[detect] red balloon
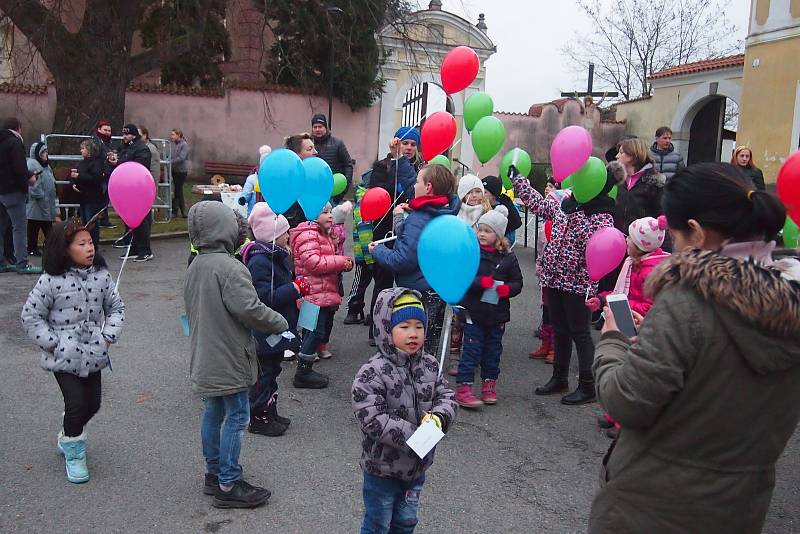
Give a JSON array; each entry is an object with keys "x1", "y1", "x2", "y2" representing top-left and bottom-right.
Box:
[
  {"x1": 440, "y1": 46, "x2": 480, "y2": 95},
  {"x1": 360, "y1": 187, "x2": 391, "y2": 222},
  {"x1": 544, "y1": 220, "x2": 553, "y2": 241},
  {"x1": 777, "y1": 151, "x2": 800, "y2": 225},
  {"x1": 421, "y1": 111, "x2": 457, "y2": 162}
]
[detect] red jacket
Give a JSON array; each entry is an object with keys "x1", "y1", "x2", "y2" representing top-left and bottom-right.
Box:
[{"x1": 290, "y1": 221, "x2": 349, "y2": 308}]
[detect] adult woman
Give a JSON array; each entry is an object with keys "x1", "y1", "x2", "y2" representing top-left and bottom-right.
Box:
[
  {"x1": 70, "y1": 140, "x2": 106, "y2": 245},
  {"x1": 613, "y1": 138, "x2": 666, "y2": 233},
  {"x1": 591, "y1": 163, "x2": 800, "y2": 533},
  {"x1": 731, "y1": 145, "x2": 766, "y2": 191},
  {"x1": 170, "y1": 129, "x2": 189, "y2": 218}
]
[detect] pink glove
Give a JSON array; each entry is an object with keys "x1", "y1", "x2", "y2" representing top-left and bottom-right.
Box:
[{"x1": 585, "y1": 297, "x2": 601, "y2": 312}]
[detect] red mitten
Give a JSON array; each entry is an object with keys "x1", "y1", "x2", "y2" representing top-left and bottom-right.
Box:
[
  {"x1": 294, "y1": 277, "x2": 310, "y2": 296},
  {"x1": 496, "y1": 284, "x2": 511, "y2": 298},
  {"x1": 585, "y1": 297, "x2": 601, "y2": 312},
  {"x1": 480, "y1": 276, "x2": 495, "y2": 289}
]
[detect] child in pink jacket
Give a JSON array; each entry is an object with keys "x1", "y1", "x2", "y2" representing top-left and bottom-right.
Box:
[{"x1": 289, "y1": 203, "x2": 353, "y2": 388}]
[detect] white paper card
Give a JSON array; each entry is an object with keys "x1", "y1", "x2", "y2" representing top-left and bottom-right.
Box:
[
  {"x1": 266, "y1": 330, "x2": 297, "y2": 347},
  {"x1": 406, "y1": 420, "x2": 445, "y2": 459}
]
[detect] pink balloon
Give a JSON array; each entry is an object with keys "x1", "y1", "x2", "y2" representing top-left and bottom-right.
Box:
[
  {"x1": 586, "y1": 227, "x2": 627, "y2": 281},
  {"x1": 108, "y1": 162, "x2": 156, "y2": 228},
  {"x1": 550, "y1": 126, "x2": 593, "y2": 182}
]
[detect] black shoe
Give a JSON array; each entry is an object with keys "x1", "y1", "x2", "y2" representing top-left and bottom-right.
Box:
[
  {"x1": 605, "y1": 427, "x2": 619, "y2": 439},
  {"x1": 133, "y1": 253, "x2": 154, "y2": 262},
  {"x1": 268, "y1": 403, "x2": 291, "y2": 427},
  {"x1": 212, "y1": 480, "x2": 271, "y2": 509},
  {"x1": 561, "y1": 380, "x2": 597, "y2": 405},
  {"x1": 248, "y1": 415, "x2": 287, "y2": 437},
  {"x1": 113, "y1": 240, "x2": 131, "y2": 249},
  {"x1": 293, "y1": 359, "x2": 329, "y2": 389},
  {"x1": 203, "y1": 473, "x2": 218, "y2": 495},
  {"x1": 534, "y1": 376, "x2": 569, "y2": 395},
  {"x1": 343, "y1": 310, "x2": 365, "y2": 325}
]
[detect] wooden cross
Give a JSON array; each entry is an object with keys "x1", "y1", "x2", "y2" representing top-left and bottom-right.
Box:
[{"x1": 561, "y1": 64, "x2": 619, "y2": 99}]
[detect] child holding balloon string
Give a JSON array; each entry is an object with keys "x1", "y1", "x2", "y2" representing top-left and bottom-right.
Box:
[{"x1": 509, "y1": 161, "x2": 620, "y2": 405}]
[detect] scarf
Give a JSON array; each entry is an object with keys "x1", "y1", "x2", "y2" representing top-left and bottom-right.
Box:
[
  {"x1": 458, "y1": 203, "x2": 485, "y2": 228},
  {"x1": 408, "y1": 194, "x2": 449, "y2": 211}
]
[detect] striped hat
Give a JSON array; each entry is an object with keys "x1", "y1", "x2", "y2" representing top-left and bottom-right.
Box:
[{"x1": 391, "y1": 292, "x2": 427, "y2": 328}]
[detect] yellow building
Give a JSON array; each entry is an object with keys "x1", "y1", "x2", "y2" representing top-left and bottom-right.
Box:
[{"x1": 737, "y1": 0, "x2": 800, "y2": 182}]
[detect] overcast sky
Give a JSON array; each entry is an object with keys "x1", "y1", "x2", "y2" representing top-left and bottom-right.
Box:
[{"x1": 427, "y1": 0, "x2": 752, "y2": 113}]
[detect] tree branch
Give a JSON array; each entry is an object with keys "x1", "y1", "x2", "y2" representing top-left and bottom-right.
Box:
[{"x1": 0, "y1": 0, "x2": 73, "y2": 64}]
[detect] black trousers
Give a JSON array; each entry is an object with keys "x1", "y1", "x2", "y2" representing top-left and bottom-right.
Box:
[
  {"x1": 172, "y1": 171, "x2": 187, "y2": 216},
  {"x1": 131, "y1": 212, "x2": 153, "y2": 256},
  {"x1": 250, "y1": 352, "x2": 282, "y2": 416},
  {"x1": 27, "y1": 220, "x2": 52, "y2": 253},
  {"x1": 546, "y1": 287, "x2": 596, "y2": 382},
  {"x1": 55, "y1": 371, "x2": 102, "y2": 437}
]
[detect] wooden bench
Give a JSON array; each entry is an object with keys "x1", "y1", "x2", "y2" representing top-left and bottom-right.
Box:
[{"x1": 204, "y1": 161, "x2": 255, "y2": 185}]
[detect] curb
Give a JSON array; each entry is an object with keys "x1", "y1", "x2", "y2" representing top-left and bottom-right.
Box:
[{"x1": 99, "y1": 231, "x2": 188, "y2": 246}]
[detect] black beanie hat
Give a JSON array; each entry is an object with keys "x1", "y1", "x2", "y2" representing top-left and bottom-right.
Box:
[
  {"x1": 311, "y1": 114, "x2": 328, "y2": 128},
  {"x1": 122, "y1": 123, "x2": 140, "y2": 138},
  {"x1": 482, "y1": 175, "x2": 503, "y2": 197}
]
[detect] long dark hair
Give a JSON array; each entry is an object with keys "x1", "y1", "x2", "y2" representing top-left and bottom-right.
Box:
[
  {"x1": 663, "y1": 163, "x2": 785, "y2": 242},
  {"x1": 42, "y1": 220, "x2": 107, "y2": 275}
]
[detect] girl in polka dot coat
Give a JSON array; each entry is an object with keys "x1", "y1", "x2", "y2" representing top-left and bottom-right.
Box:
[{"x1": 20, "y1": 219, "x2": 124, "y2": 484}]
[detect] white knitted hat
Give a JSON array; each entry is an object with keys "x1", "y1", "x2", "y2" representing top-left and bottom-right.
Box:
[
  {"x1": 458, "y1": 174, "x2": 484, "y2": 202},
  {"x1": 478, "y1": 205, "x2": 509, "y2": 238}
]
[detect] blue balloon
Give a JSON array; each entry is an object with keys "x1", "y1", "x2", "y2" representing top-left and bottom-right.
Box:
[
  {"x1": 299, "y1": 156, "x2": 334, "y2": 220},
  {"x1": 258, "y1": 149, "x2": 305, "y2": 215},
  {"x1": 418, "y1": 215, "x2": 480, "y2": 305}
]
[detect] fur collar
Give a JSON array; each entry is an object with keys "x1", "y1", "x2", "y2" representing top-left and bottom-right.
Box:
[
  {"x1": 607, "y1": 161, "x2": 627, "y2": 185},
  {"x1": 647, "y1": 248, "x2": 800, "y2": 337}
]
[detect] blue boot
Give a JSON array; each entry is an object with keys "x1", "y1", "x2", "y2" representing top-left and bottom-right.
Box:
[{"x1": 58, "y1": 432, "x2": 90, "y2": 484}]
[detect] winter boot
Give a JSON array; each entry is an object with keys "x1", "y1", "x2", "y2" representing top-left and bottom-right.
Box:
[
  {"x1": 534, "y1": 369, "x2": 569, "y2": 396},
  {"x1": 248, "y1": 413, "x2": 287, "y2": 437},
  {"x1": 529, "y1": 325, "x2": 553, "y2": 359},
  {"x1": 455, "y1": 383, "x2": 483, "y2": 408},
  {"x1": 293, "y1": 357, "x2": 329, "y2": 389},
  {"x1": 481, "y1": 379, "x2": 498, "y2": 405},
  {"x1": 561, "y1": 378, "x2": 597, "y2": 405},
  {"x1": 58, "y1": 432, "x2": 90, "y2": 484},
  {"x1": 268, "y1": 401, "x2": 291, "y2": 427},
  {"x1": 343, "y1": 310, "x2": 365, "y2": 325}
]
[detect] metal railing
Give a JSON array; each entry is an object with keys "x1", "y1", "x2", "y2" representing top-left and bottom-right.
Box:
[{"x1": 42, "y1": 133, "x2": 174, "y2": 223}]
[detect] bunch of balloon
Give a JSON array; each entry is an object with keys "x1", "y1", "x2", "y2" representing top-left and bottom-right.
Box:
[
  {"x1": 258, "y1": 149, "x2": 306, "y2": 215},
  {"x1": 298, "y1": 157, "x2": 333, "y2": 220}
]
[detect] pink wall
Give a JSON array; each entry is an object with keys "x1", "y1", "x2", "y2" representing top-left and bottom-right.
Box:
[{"x1": 0, "y1": 86, "x2": 380, "y2": 181}]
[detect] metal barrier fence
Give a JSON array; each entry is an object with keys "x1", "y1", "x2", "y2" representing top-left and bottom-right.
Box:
[{"x1": 42, "y1": 133, "x2": 174, "y2": 223}]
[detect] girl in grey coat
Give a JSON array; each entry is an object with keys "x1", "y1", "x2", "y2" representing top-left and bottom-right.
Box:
[
  {"x1": 26, "y1": 142, "x2": 58, "y2": 255},
  {"x1": 21, "y1": 220, "x2": 125, "y2": 484}
]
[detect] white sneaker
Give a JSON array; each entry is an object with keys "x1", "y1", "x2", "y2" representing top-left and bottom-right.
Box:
[{"x1": 283, "y1": 350, "x2": 296, "y2": 361}]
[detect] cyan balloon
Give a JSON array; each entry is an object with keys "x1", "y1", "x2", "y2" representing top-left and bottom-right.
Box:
[
  {"x1": 299, "y1": 157, "x2": 334, "y2": 220},
  {"x1": 258, "y1": 149, "x2": 305, "y2": 215},
  {"x1": 418, "y1": 215, "x2": 480, "y2": 304}
]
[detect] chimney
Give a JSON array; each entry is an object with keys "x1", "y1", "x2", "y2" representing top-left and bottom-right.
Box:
[
  {"x1": 429, "y1": 0, "x2": 442, "y2": 10},
  {"x1": 477, "y1": 13, "x2": 487, "y2": 31}
]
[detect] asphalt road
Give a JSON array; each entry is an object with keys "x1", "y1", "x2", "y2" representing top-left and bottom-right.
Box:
[{"x1": 1, "y1": 236, "x2": 798, "y2": 533}]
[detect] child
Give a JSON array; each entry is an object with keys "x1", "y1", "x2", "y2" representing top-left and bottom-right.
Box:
[
  {"x1": 21, "y1": 219, "x2": 125, "y2": 484},
  {"x1": 586, "y1": 215, "x2": 669, "y2": 438},
  {"x1": 184, "y1": 201, "x2": 288, "y2": 508},
  {"x1": 290, "y1": 202, "x2": 354, "y2": 387},
  {"x1": 243, "y1": 202, "x2": 308, "y2": 437},
  {"x1": 481, "y1": 175, "x2": 522, "y2": 243},
  {"x1": 344, "y1": 183, "x2": 375, "y2": 325},
  {"x1": 352, "y1": 288, "x2": 457, "y2": 533},
  {"x1": 454, "y1": 206, "x2": 523, "y2": 407},
  {"x1": 369, "y1": 164, "x2": 460, "y2": 355},
  {"x1": 26, "y1": 143, "x2": 58, "y2": 256},
  {"x1": 510, "y1": 162, "x2": 620, "y2": 405}
]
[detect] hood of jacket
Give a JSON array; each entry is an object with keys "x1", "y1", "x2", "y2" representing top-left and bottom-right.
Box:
[
  {"x1": 647, "y1": 248, "x2": 800, "y2": 374},
  {"x1": 373, "y1": 287, "x2": 427, "y2": 365},
  {"x1": 651, "y1": 142, "x2": 676, "y2": 155},
  {"x1": 188, "y1": 201, "x2": 239, "y2": 254},
  {"x1": 26, "y1": 158, "x2": 43, "y2": 176}
]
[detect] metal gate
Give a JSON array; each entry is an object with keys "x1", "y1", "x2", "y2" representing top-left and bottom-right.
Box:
[{"x1": 42, "y1": 133, "x2": 174, "y2": 223}]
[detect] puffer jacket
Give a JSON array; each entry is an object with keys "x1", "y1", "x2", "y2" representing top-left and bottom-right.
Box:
[
  {"x1": 512, "y1": 175, "x2": 613, "y2": 296},
  {"x1": 371, "y1": 195, "x2": 462, "y2": 292},
  {"x1": 352, "y1": 287, "x2": 457, "y2": 481},
  {"x1": 119, "y1": 137, "x2": 151, "y2": 169},
  {"x1": 184, "y1": 201, "x2": 288, "y2": 397},
  {"x1": 649, "y1": 142, "x2": 685, "y2": 178},
  {"x1": 314, "y1": 133, "x2": 353, "y2": 196},
  {"x1": 461, "y1": 247, "x2": 523, "y2": 325},
  {"x1": 21, "y1": 261, "x2": 125, "y2": 377},
  {"x1": 289, "y1": 221, "x2": 350, "y2": 307},
  {"x1": 625, "y1": 249, "x2": 669, "y2": 316},
  {"x1": 591, "y1": 245, "x2": 800, "y2": 534},
  {"x1": 26, "y1": 159, "x2": 57, "y2": 221},
  {"x1": 613, "y1": 164, "x2": 666, "y2": 235}
]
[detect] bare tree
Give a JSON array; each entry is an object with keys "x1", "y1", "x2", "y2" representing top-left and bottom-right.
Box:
[{"x1": 562, "y1": 0, "x2": 741, "y2": 100}]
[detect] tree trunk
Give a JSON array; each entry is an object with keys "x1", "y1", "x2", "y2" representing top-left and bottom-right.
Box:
[{"x1": 52, "y1": 72, "x2": 128, "y2": 135}]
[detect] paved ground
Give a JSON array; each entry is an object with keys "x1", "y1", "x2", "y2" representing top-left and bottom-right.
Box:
[{"x1": 1, "y1": 236, "x2": 798, "y2": 533}]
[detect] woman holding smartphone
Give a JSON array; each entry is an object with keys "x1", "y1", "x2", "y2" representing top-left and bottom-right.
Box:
[{"x1": 591, "y1": 163, "x2": 800, "y2": 533}]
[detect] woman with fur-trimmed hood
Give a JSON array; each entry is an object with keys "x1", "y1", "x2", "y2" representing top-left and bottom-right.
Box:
[{"x1": 590, "y1": 163, "x2": 800, "y2": 534}]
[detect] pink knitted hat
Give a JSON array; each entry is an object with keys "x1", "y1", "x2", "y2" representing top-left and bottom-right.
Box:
[
  {"x1": 248, "y1": 202, "x2": 290, "y2": 243},
  {"x1": 628, "y1": 215, "x2": 667, "y2": 253}
]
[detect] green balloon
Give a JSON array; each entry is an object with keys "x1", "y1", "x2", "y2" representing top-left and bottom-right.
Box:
[
  {"x1": 561, "y1": 176, "x2": 574, "y2": 189},
  {"x1": 499, "y1": 148, "x2": 532, "y2": 189},
  {"x1": 464, "y1": 92, "x2": 494, "y2": 132},
  {"x1": 571, "y1": 157, "x2": 607, "y2": 203},
  {"x1": 609, "y1": 184, "x2": 618, "y2": 200},
  {"x1": 783, "y1": 217, "x2": 799, "y2": 248},
  {"x1": 472, "y1": 116, "x2": 506, "y2": 165},
  {"x1": 429, "y1": 155, "x2": 451, "y2": 168},
  {"x1": 332, "y1": 173, "x2": 347, "y2": 196}
]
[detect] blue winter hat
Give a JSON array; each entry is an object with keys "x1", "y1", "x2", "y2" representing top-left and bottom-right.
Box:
[
  {"x1": 394, "y1": 126, "x2": 420, "y2": 146},
  {"x1": 391, "y1": 292, "x2": 427, "y2": 328}
]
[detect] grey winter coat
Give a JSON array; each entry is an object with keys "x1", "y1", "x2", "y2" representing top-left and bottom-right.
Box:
[
  {"x1": 26, "y1": 159, "x2": 57, "y2": 221},
  {"x1": 184, "y1": 201, "x2": 288, "y2": 397},
  {"x1": 649, "y1": 142, "x2": 685, "y2": 178},
  {"x1": 352, "y1": 287, "x2": 457, "y2": 481},
  {"x1": 21, "y1": 263, "x2": 125, "y2": 377},
  {"x1": 590, "y1": 247, "x2": 800, "y2": 534}
]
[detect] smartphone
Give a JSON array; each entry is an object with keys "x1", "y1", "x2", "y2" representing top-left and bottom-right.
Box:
[{"x1": 605, "y1": 294, "x2": 637, "y2": 338}]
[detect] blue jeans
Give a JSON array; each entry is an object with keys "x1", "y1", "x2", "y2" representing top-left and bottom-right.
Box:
[
  {"x1": 0, "y1": 192, "x2": 29, "y2": 267},
  {"x1": 201, "y1": 391, "x2": 249, "y2": 486},
  {"x1": 456, "y1": 322, "x2": 504, "y2": 384},
  {"x1": 299, "y1": 306, "x2": 334, "y2": 357},
  {"x1": 361, "y1": 472, "x2": 425, "y2": 534}
]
